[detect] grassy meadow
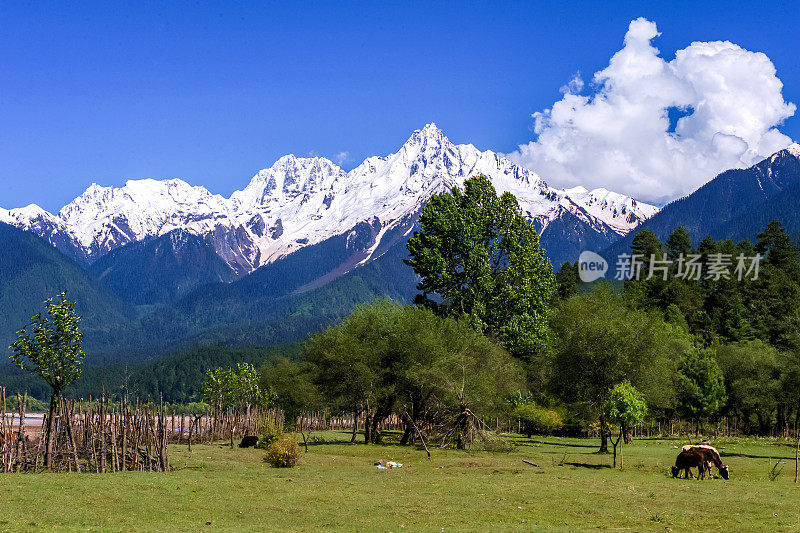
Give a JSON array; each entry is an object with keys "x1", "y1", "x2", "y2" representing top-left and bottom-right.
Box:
[{"x1": 1, "y1": 432, "x2": 800, "y2": 532}]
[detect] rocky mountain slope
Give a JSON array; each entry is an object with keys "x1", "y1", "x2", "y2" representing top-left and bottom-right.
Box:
[
  {"x1": 602, "y1": 143, "x2": 800, "y2": 261},
  {"x1": 1, "y1": 124, "x2": 657, "y2": 283}
]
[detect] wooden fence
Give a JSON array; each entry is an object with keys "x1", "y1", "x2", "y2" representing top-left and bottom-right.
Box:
[
  {"x1": 6, "y1": 383, "x2": 790, "y2": 475},
  {"x1": 0, "y1": 388, "x2": 171, "y2": 473},
  {"x1": 0, "y1": 386, "x2": 293, "y2": 473}
]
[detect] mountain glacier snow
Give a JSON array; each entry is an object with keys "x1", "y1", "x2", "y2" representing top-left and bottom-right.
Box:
[{"x1": 0, "y1": 124, "x2": 658, "y2": 274}]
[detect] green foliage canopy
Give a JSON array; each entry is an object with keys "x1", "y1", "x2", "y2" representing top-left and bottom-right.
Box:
[
  {"x1": 717, "y1": 340, "x2": 781, "y2": 433},
  {"x1": 675, "y1": 348, "x2": 727, "y2": 422},
  {"x1": 260, "y1": 357, "x2": 322, "y2": 427},
  {"x1": 405, "y1": 175, "x2": 555, "y2": 360},
  {"x1": 604, "y1": 380, "x2": 648, "y2": 428},
  {"x1": 304, "y1": 300, "x2": 523, "y2": 443},
  {"x1": 9, "y1": 292, "x2": 85, "y2": 395},
  {"x1": 203, "y1": 362, "x2": 272, "y2": 411},
  {"x1": 510, "y1": 393, "x2": 564, "y2": 437},
  {"x1": 550, "y1": 283, "x2": 686, "y2": 415}
]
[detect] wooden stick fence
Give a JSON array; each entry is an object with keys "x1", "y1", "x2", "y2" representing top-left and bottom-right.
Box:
[
  {"x1": 0, "y1": 388, "x2": 173, "y2": 472},
  {"x1": 8, "y1": 382, "x2": 782, "y2": 473},
  {"x1": 0, "y1": 386, "x2": 297, "y2": 472}
]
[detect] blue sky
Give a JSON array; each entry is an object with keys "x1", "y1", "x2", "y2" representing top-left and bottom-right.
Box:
[{"x1": 1, "y1": 1, "x2": 798, "y2": 211}]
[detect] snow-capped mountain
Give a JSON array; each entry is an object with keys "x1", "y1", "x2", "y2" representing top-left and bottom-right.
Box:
[
  {"x1": 1, "y1": 124, "x2": 658, "y2": 276},
  {"x1": 56, "y1": 179, "x2": 258, "y2": 275},
  {"x1": 0, "y1": 204, "x2": 86, "y2": 264},
  {"x1": 602, "y1": 142, "x2": 800, "y2": 264}
]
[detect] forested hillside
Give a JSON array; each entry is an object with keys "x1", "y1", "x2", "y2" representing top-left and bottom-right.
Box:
[
  {"x1": 89, "y1": 230, "x2": 239, "y2": 305},
  {"x1": 603, "y1": 147, "x2": 800, "y2": 261},
  {"x1": 0, "y1": 222, "x2": 134, "y2": 362}
]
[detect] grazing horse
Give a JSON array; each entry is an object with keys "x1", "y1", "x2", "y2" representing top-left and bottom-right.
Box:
[
  {"x1": 673, "y1": 445, "x2": 729, "y2": 480},
  {"x1": 682, "y1": 444, "x2": 729, "y2": 480}
]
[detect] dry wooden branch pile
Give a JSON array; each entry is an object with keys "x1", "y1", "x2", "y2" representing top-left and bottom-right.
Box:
[{"x1": 0, "y1": 388, "x2": 171, "y2": 473}]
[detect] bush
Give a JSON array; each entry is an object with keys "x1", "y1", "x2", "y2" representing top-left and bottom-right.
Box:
[
  {"x1": 514, "y1": 404, "x2": 563, "y2": 437},
  {"x1": 264, "y1": 434, "x2": 301, "y2": 467},
  {"x1": 4, "y1": 395, "x2": 48, "y2": 412},
  {"x1": 476, "y1": 432, "x2": 516, "y2": 452},
  {"x1": 256, "y1": 420, "x2": 282, "y2": 449}
]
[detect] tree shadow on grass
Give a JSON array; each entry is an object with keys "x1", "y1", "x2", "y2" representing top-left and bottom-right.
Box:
[
  {"x1": 721, "y1": 451, "x2": 797, "y2": 461},
  {"x1": 522, "y1": 439, "x2": 598, "y2": 449},
  {"x1": 562, "y1": 462, "x2": 611, "y2": 469}
]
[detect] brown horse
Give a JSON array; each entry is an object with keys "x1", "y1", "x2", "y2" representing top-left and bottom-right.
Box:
[
  {"x1": 683, "y1": 444, "x2": 729, "y2": 479},
  {"x1": 672, "y1": 445, "x2": 729, "y2": 480},
  {"x1": 672, "y1": 449, "x2": 707, "y2": 479}
]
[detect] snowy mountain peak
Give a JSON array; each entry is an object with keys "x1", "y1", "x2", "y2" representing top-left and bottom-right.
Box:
[
  {"x1": 562, "y1": 186, "x2": 660, "y2": 233},
  {"x1": 2, "y1": 203, "x2": 50, "y2": 219},
  {"x1": 57, "y1": 177, "x2": 231, "y2": 255},
  {"x1": 787, "y1": 143, "x2": 800, "y2": 158},
  {"x1": 3, "y1": 124, "x2": 659, "y2": 273},
  {"x1": 0, "y1": 204, "x2": 64, "y2": 232},
  {"x1": 230, "y1": 155, "x2": 346, "y2": 213},
  {"x1": 406, "y1": 123, "x2": 445, "y2": 145}
]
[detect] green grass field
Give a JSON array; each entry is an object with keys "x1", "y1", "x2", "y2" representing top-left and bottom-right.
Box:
[{"x1": 1, "y1": 432, "x2": 800, "y2": 532}]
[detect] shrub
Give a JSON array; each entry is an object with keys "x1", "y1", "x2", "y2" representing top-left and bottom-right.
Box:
[
  {"x1": 476, "y1": 432, "x2": 516, "y2": 452},
  {"x1": 256, "y1": 420, "x2": 282, "y2": 449},
  {"x1": 264, "y1": 434, "x2": 301, "y2": 468},
  {"x1": 514, "y1": 404, "x2": 563, "y2": 437}
]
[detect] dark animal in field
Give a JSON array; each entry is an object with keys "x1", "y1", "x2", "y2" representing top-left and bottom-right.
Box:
[
  {"x1": 683, "y1": 444, "x2": 729, "y2": 480},
  {"x1": 239, "y1": 435, "x2": 259, "y2": 448},
  {"x1": 672, "y1": 449, "x2": 706, "y2": 479},
  {"x1": 672, "y1": 445, "x2": 729, "y2": 480}
]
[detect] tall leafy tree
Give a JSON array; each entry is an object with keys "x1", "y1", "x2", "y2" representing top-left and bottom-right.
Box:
[
  {"x1": 746, "y1": 221, "x2": 800, "y2": 346},
  {"x1": 555, "y1": 261, "x2": 579, "y2": 300},
  {"x1": 717, "y1": 340, "x2": 781, "y2": 435},
  {"x1": 604, "y1": 381, "x2": 648, "y2": 468},
  {"x1": 624, "y1": 230, "x2": 668, "y2": 310},
  {"x1": 757, "y1": 220, "x2": 800, "y2": 278},
  {"x1": 9, "y1": 292, "x2": 85, "y2": 468},
  {"x1": 260, "y1": 358, "x2": 322, "y2": 431},
  {"x1": 303, "y1": 300, "x2": 395, "y2": 444},
  {"x1": 665, "y1": 226, "x2": 693, "y2": 260},
  {"x1": 675, "y1": 348, "x2": 727, "y2": 429},
  {"x1": 304, "y1": 300, "x2": 523, "y2": 445},
  {"x1": 550, "y1": 284, "x2": 687, "y2": 452},
  {"x1": 203, "y1": 362, "x2": 271, "y2": 447},
  {"x1": 405, "y1": 175, "x2": 555, "y2": 361},
  {"x1": 631, "y1": 229, "x2": 664, "y2": 264}
]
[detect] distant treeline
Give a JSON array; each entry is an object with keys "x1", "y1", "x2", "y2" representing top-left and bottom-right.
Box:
[
  {"x1": 552, "y1": 221, "x2": 800, "y2": 436},
  {"x1": 1, "y1": 343, "x2": 301, "y2": 404}
]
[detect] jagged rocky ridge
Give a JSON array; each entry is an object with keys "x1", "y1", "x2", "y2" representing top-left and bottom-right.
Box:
[
  {"x1": 601, "y1": 142, "x2": 800, "y2": 264},
  {"x1": 1, "y1": 124, "x2": 658, "y2": 277}
]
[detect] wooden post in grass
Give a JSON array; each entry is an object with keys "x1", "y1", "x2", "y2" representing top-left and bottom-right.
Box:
[
  {"x1": 1, "y1": 387, "x2": 6, "y2": 472},
  {"x1": 65, "y1": 400, "x2": 80, "y2": 472},
  {"x1": 121, "y1": 394, "x2": 128, "y2": 471},
  {"x1": 610, "y1": 429, "x2": 622, "y2": 469},
  {"x1": 16, "y1": 393, "x2": 26, "y2": 472}
]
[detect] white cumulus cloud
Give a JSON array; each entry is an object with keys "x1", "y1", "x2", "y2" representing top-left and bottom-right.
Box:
[{"x1": 508, "y1": 18, "x2": 796, "y2": 203}]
